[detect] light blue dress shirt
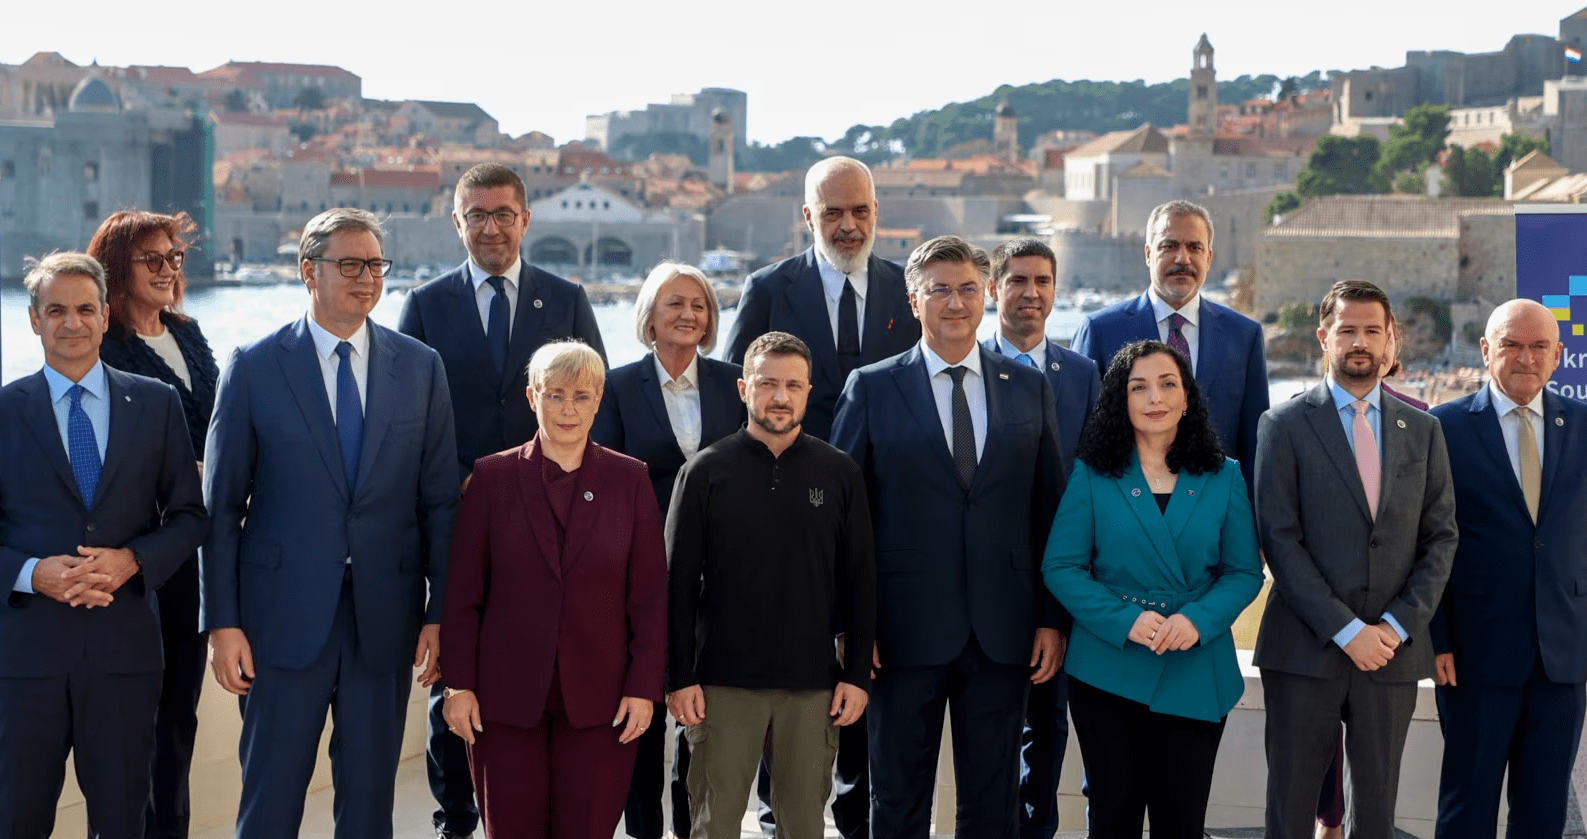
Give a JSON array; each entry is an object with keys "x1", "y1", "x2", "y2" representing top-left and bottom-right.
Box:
[
  {"x1": 1323, "y1": 376, "x2": 1407, "y2": 648},
  {"x1": 13, "y1": 362, "x2": 111, "y2": 594}
]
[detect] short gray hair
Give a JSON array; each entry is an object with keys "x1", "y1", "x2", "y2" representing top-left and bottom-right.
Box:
[
  {"x1": 633, "y1": 261, "x2": 721, "y2": 354},
  {"x1": 299, "y1": 207, "x2": 385, "y2": 267},
  {"x1": 526, "y1": 340, "x2": 605, "y2": 393},
  {"x1": 1145, "y1": 200, "x2": 1215, "y2": 249},
  {"x1": 804, "y1": 156, "x2": 875, "y2": 208},
  {"x1": 903, "y1": 235, "x2": 991, "y2": 295},
  {"x1": 23, "y1": 252, "x2": 107, "y2": 310}
]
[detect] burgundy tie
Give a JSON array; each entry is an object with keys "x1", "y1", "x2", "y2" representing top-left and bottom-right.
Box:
[{"x1": 1167, "y1": 312, "x2": 1191, "y2": 362}]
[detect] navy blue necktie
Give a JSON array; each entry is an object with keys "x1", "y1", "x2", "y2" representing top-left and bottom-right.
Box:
[
  {"x1": 335, "y1": 342, "x2": 363, "y2": 492},
  {"x1": 486, "y1": 275, "x2": 509, "y2": 378},
  {"x1": 67, "y1": 384, "x2": 102, "y2": 507}
]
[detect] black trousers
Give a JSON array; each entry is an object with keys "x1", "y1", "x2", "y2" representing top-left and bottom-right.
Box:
[
  {"x1": 1018, "y1": 672, "x2": 1070, "y2": 839},
  {"x1": 144, "y1": 558, "x2": 209, "y2": 839},
  {"x1": 1067, "y1": 676, "x2": 1225, "y2": 839},
  {"x1": 427, "y1": 681, "x2": 479, "y2": 835}
]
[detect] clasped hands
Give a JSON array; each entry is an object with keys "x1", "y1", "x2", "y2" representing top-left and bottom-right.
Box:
[
  {"x1": 31, "y1": 546, "x2": 139, "y2": 608},
  {"x1": 1342, "y1": 622, "x2": 1401, "y2": 672},
  {"x1": 1127, "y1": 610, "x2": 1201, "y2": 654}
]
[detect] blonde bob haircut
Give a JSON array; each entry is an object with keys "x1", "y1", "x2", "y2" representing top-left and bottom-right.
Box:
[
  {"x1": 526, "y1": 340, "x2": 606, "y2": 393},
  {"x1": 632, "y1": 261, "x2": 720, "y2": 354}
]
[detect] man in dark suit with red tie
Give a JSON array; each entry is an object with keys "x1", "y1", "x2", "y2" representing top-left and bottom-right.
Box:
[
  {"x1": 1431, "y1": 299, "x2": 1587, "y2": 839},
  {"x1": 399, "y1": 163, "x2": 606, "y2": 839},
  {"x1": 0, "y1": 252, "x2": 206, "y2": 839}
]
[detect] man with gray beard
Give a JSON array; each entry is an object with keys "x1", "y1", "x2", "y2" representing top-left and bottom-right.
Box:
[{"x1": 722, "y1": 156, "x2": 916, "y2": 839}]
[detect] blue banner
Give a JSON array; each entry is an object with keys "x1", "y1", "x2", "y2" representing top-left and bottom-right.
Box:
[{"x1": 1515, "y1": 206, "x2": 1587, "y2": 400}]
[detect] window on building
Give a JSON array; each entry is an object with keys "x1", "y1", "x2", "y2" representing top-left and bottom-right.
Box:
[
  {"x1": 0, "y1": 161, "x2": 12, "y2": 179},
  {"x1": 83, "y1": 161, "x2": 99, "y2": 182},
  {"x1": 1197, "y1": 85, "x2": 1208, "y2": 100},
  {"x1": 1274, "y1": 162, "x2": 1286, "y2": 179},
  {"x1": 603, "y1": 201, "x2": 610, "y2": 209},
  {"x1": 562, "y1": 200, "x2": 568, "y2": 209},
  {"x1": 1364, "y1": 90, "x2": 1373, "y2": 101},
  {"x1": 83, "y1": 201, "x2": 99, "y2": 220},
  {"x1": 576, "y1": 200, "x2": 582, "y2": 209},
  {"x1": 1245, "y1": 163, "x2": 1256, "y2": 178},
  {"x1": 403, "y1": 203, "x2": 410, "y2": 212}
]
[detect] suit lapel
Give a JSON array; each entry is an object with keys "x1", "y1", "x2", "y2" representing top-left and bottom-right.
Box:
[
  {"x1": 1193, "y1": 301, "x2": 1224, "y2": 393},
  {"x1": 505, "y1": 262, "x2": 548, "y2": 392},
  {"x1": 352, "y1": 324, "x2": 397, "y2": 497},
  {"x1": 886, "y1": 348, "x2": 954, "y2": 469},
  {"x1": 1540, "y1": 391, "x2": 1567, "y2": 520},
  {"x1": 1116, "y1": 456, "x2": 1189, "y2": 589},
  {"x1": 636, "y1": 356, "x2": 685, "y2": 461},
  {"x1": 1301, "y1": 384, "x2": 1374, "y2": 522},
  {"x1": 515, "y1": 441, "x2": 563, "y2": 580},
  {"x1": 19, "y1": 373, "x2": 84, "y2": 507},
  {"x1": 1376, "y1": 396, "x2": 1414, "y2": 522},
  {"x1": 95, "y1": 368, "x2": 139, "y2": 506},
  {"x1": 1128, "y1": 293, "x2": 1159, "y2": 342},
  {"x1": 698, "y1": 360, "x2": 742, "y2": 443},
  {"x1": 1467, "y1": 388, "x2": 1525, "y2": 502},
  {"x1": 860, "y1": 254, "x2": 898, "y2": 360},
  {"x1": 441, "y1": 265, "x2": 495, "y2": 381},
  {"x1": 559, "y1": 442, "x2": 603, "y2": 575},
  {"x1": 787, "y1": 255, "x2": 840, "y2": 392},
  {"x1": 278, "y1": 318, "x2": 350, "y2": 500}
]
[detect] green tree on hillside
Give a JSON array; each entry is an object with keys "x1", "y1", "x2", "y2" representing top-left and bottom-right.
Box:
[
  {"x1": 1376, "y1": 104, "x2": 1450, "y2": 191},
  {"x1": 1296, "y1": 135, "x2": 1387, "y2": 197},
  {"x1": 1494, "y1": 133, "x2": 1550, "y2": 171}
]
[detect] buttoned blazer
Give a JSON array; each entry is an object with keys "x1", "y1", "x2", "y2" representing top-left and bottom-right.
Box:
[
  {"x1": 590, "y1": 353, "x2": 743, "y2": 518},
  {"x1": 1043, "y1": 456, "x2": 1263, "y2": 722},
  {"x1": 202, "y1": 317, "x2": 459, "y2": 672},
  {"x1": 723, "y1": 248, "x2": 919, "y2": 441},
  {"x1": 0, "y1": 367, "x2": 206, "y2": 677},
  {"x1": 1071, "y1": 292, "x2": 1268, "y2": 484},
  {"x1": 398, "y1": 260, "x2": 606, "y2": 476},
  {"x1": 1252, "y1": 383, "x2": 1458, "y2": 682},
  {"x1": 983, "y1": 337, "x2": 1100, "y2": 469},
  {"x1": 440, "y1": 439, "x2": 668, "y2": 730},
  {"x1": 1430, "y1": 388, "x2": 1587, "y2": 686},
  {"x1": 831, "y1": 345, "x2": 1064, "y2": 669}
]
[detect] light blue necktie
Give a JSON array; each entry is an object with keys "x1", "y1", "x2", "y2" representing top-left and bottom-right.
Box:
[
  {"x1": 335, "y1": 342, "x2": 363, "y2": 492},
  {"x1": 67, "y1": 384, "x2": 102, "y2": 507},
  {"x1": 1015, "y1": 352, "x2": 1036, "y2": 369}
]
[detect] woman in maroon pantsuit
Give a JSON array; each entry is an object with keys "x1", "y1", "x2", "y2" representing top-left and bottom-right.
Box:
[{"x1": 441, "y1": 340, "x2": 668, "y2": 839}]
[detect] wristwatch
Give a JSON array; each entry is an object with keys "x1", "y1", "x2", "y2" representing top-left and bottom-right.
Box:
[{"x1": 442, "y1": 687, "x2": 472, "y2": 699}]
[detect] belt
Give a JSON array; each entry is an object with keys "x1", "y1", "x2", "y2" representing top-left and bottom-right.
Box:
[{"x1": 1105, "y1": 577, "x2": 1215, "y2": 615}]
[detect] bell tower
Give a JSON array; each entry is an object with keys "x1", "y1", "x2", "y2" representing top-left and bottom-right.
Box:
[{"x1": 1189, "y1": 34, "x2": 1217, "y2": 137}]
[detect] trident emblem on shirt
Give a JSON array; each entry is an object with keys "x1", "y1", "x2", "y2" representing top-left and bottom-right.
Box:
[{"x1": 809, "y1": 489, "x2": 824, "y2": 508}]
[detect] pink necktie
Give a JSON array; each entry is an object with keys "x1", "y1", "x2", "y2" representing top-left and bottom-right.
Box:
[{"x1": 1352, "y1": 400, "x2": 1380, "y2": 520}]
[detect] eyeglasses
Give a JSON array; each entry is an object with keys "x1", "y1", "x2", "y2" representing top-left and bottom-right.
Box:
[
  {"x1": 922, "y1": 283, "x2": 984, "y2": 302},
  {"x1": 311, "y1": 257, "x2": 393, "y2": 278},
  {"x1": 462, "y1": 210, "x2": 521, "y2": 229},
  {"x1": 537, "y1": 392, "x2": 597, "y2": 413},
  {"x1": 132, "y1": 251, "x2": 185, "y2": 272}
]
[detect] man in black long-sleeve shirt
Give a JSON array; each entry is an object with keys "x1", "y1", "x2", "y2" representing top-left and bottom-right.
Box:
[{"x1": 666, "y1": 331, "x2": 876, "y2": 839}]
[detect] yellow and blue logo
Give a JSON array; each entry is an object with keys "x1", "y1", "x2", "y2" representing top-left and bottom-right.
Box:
[{"x1": 1544, "y1": 282, "x2": 1585, "y2": 337}]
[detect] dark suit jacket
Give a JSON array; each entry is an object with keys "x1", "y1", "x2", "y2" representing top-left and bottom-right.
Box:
[
  {"x1": 590, "y1": 353, "x2": 743, "y2": 517},
  {"x1": 398, "y1": 260, "x2": 606, "y2": 476},
  {"x1": 1430, "y1": 388, "x2": 1587, "y2": 686},
  {"x1": 202, "y1": 317, "x2": 459, "y2": 672},
  {"x1": 1253, "y1": 383, "x2": 1458, "y2": 682},
  {"x1": 724, "y1": 248, "x2": 919, "y2": 441},
  {"x1": 1071, "y1": 292, "x2": 1268, "y2": 483},
  {"x1": 441, "y1": 439, "x2": 667, "y2": 731},
  {"x1": 983, "y1": 336, "x2": 1100, "y2": 469},
  {"x1": 832, "y1": 345, "x2": 1064, "y2": 668},
  {"x1": 0, "y1": 366, "x2": 206, "y2": 677}
]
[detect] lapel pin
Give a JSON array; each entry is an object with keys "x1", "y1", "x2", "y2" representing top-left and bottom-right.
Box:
[
  {"x1": 1188, "y1": 489, "x2": 1195, "y2": 496},
  {"x1": 1396, "y1": 419, "x2": 1406, "y2": 428},
  {"x1": 998, "y1": 372, "x2": 1009, "y2": 380},
  {"x1": 583, "y1": 491, "x2": 593, "y2": 501},
  {"x1": 1557, "y1": 417, "x2": 1565, "y2": 426},
  {"x1": 1050, "y1": 362, "x2": 1061, "y2": 372},
  {"x1": 1131, "y1": 488, "x2": 1141, "y2": 497},
  {"x1": 534, "y1": 299, "x2": 544, "y2": 309},
  {"x1": 887, "y1": 317, "x2": 894, "y2": 331},
  {"x1": 124, "y1": 395, "x2": 131, "y2": 402}
]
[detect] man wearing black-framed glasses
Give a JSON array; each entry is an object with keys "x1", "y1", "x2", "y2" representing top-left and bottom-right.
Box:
[{"x1": 398, "y1": 162, "x2": 606, "y2": 839}]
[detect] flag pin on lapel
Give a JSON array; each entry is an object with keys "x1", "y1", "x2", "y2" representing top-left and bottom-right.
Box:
[
  {"x1": 1396, "y1": 419, "x2": 1406, "y2": 428},
  {"x1": 534, "y1": 299, "x2": 544, "y2": 309},
  {"x1": 998, "y1": 372, "x2": 1009, "y2": 380},
  {"x1": 1051, "y1": 362, "x2": 1061, "y2": 372},
  {"x1": 1558, "y1": 417, "x2": 1565, "y2": 426}
]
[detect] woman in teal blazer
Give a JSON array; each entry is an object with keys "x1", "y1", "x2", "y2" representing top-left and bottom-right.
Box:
[{"x1": 1042, "y1": 340, "x2": 1263, "y2": 839}]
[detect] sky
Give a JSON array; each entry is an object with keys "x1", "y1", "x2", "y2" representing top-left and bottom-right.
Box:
[{"x1": 2, "y1": 0, "x2": 1577, "y2": 146}]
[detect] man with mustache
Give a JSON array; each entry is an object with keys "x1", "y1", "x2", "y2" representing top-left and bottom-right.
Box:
[
  {"x1": 1253, "y1": 279, "x2": 1457, "y2": 839},
  {"x1": 722, "y1": 155, "x2": 917, "y2": 838},
  {"x1": 1071, "y1": 200, "x2": 1268, "y2": 493},
  {"x1": 666, "y1": 331, "x2": 876, "y2": 839}
]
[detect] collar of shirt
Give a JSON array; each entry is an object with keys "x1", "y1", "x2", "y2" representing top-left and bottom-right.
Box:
[
  {"x1": 1327, "y1": 375, "x2": 1382, "y2": 415},
  {"x1": 992, "y1": 333, "x2": 1046, "y2": 368},
  {"x1": 43, "y1": 359, "x2": 108, "y2": 402},
  {"x1": 920, "y1": 340, "x2": 983, "y2": 381},
  {"x1": 1486, "y1": 380, "x2": 1543, "y2": 419},
  {"x1": 1147, "y1": 287, "x2": 1201, "y2": 327},
  {"x1": 654, "y1": 353, "x2": 700, "y2": 391},
  {"x1": 468, "y1": 257, "x2": 523, "y2": 291},
  {"x1": 816, "y1": 251, "x2": 868, "y2": 306},
  {"x1": 306, "y1": 315, "x2": 369, "y2": 362}
]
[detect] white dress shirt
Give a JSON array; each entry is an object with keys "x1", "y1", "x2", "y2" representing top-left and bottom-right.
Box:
[
  {"x1": 816, "y1": 252, "x2": 868, "y2": 349},
  {"x1": 990, "y1": 333, "x2": 1046, "y2": 369},
  {"x1": 920, "y1": 341, "x2": 987, "y2": 461},
  {"x1": 1148, "y1": 288, "x2": 1201, "y2": 373},
  {"x1": 1487, "y1": 382, "x2": 1546, "y2": 485},
  {"x1": 306, "y1": 316, "x2": 369, "y2": 423},
  {"x1": 468, "y1": 257, "x2": 522, "y2": 337},
  {"x1": 655, "y1": 353, "x2": 703, "y2": 459}
]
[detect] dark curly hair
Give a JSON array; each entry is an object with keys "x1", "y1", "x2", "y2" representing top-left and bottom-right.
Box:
[{"x1": 1075, "y1": 340, "x2": 1225, "y2": 478}]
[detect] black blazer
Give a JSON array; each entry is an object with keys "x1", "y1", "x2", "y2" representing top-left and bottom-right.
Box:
[
  {"x1": 398, "y1": 260, "x2": 607, "y2": 476},
  {"x1": 724, "y1": 248, "x2": 919, "y2": 441},
  {"x1": 592, "y1": 353, "x2": 743, "y2": 518},
  {"x1": 0, "y1": 366, "x2": 206, "y2": 677},
  {"x1": 99, "y1": 313, "x2": 218, "y2": 458}
]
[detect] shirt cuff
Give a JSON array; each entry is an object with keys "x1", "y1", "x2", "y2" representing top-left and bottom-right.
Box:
[
  {"x1": 12, "y1": 557, "x2": 41, "y2": 594},
  {"x1": 1332, "y1": 618, "x2": 1366, "y2": 650},
  {"x1": 1380, "y1": 613, "x2": 1408, "y2": 642}
]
